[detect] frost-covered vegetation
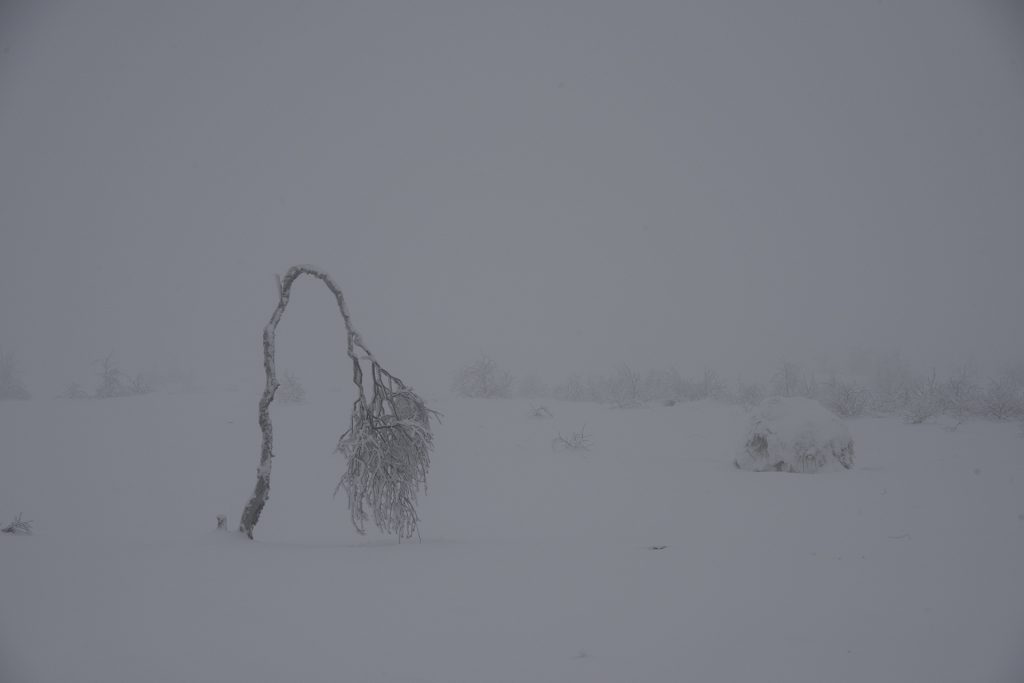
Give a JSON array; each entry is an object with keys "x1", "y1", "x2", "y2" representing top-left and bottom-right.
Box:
[
  {"x1": 736, "y1": 396, "x2": 854, "y2": 473},
  {"x1": 452, "y1": 355, "x2": 514, "y2": 398},
  {"x1": 1, "y1": 512, "x2": 33, "y2": 535},
  {"x1": 0, "y1": 348, "x2": 31, "y2": 401},
  {"x1": 62, "y1": 358, "x2": 192, "y2": 400},
  {"x1": 475, "y1": 352, "x2": 1024, "y2": 426},
  {"x1": 92, "y1": 354, "x2": 154, "y2": 399}
]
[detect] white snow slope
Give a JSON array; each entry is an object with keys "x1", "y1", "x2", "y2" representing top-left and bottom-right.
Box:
[{"x1": 2, "y1": 393, "x2": 1023, "y2": 682}]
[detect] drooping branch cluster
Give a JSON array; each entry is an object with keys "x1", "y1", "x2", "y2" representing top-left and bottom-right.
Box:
[
  {"x1": 239, "y1": 265, "x2": 435, "y2": 540},
  {"x1": 336, "y1": 364, "x2": 436, "y2": 538}
]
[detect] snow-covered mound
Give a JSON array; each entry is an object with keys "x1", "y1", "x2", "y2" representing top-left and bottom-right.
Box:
[{"x1": 736, "y1": 396, "x2": 854, "y2": 473}]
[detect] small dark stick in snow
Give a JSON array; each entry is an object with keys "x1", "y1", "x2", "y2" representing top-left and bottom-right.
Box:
[
  {"x1": 2, "y1": 513, "x2": 33, "y2": 535},
  {"x1": 552, "y1": 424, "x2": 591, "y2": 451}
]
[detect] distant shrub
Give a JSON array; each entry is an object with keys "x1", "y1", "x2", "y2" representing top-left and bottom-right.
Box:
[
  {"x1": 736, "y1": 380, "x2": 766, "y2": 410},
  {"x1": 607, "y1": 365, "x2": 645, "y2": 408},
  {"x1": 864, "y1": 353, "x2": 919, "y2": 415},
  {"x1": 0, "y1": 348, "x2": 31, "y2": 401},
  {"x1": 821, "y1": 377, "x2": 868, "y2": 418},
  {"x1": 452, "y1": 356, "x2": 513, "y2": 398},
  {"x1": 92, "y1": 355, "x2": 156, "y2": 398},
  {"x1": 535, "y1": 354, "x2": 1024, "y2": 426},
  {"x1": 902, "y1": 377, "x2": 943, "y2": 425},
  {"x1": 553, "y1": 373, "x2": 586, "y2": 402},
  {"x1": 695, "y1": 369, "x2": 728, "y2": 401},
  {"x1": 770, "y1": 362, "x2": 805, "y2": 398},
  {"x1": 127, "y1": 372, "x2": 154, "y2": 396},
  {"x1": 983, "y1": 376, "x2": 1024, "y2": 421},
  {"x1": 939, "y1": 369, "x2": 984, "y2": 421},
  {"x1": 94, "y1": 354, "x2": 130, "y2": 398}
]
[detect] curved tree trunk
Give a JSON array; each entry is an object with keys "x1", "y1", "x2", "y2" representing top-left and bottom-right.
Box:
[{"x1": 238, "y1": 266, "x2": 375, "y2": 539}]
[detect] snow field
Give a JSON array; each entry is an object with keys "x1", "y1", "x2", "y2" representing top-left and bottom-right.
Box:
[{"x1": 2, "y1": 393, "x2": 1022, "y2": 682}]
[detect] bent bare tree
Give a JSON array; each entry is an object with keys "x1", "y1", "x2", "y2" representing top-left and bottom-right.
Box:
[{"x1": 238, "y1": 265, "x2": 435, "y2": 540}]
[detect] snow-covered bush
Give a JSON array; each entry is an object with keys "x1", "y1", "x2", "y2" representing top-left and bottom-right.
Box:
[
  {"x1": 982, "y1": 376, "x2": 1024, "y2": 421},
  {"x1": 664, "y1": 368, "x2": 729, "y2": 402},
  {"x1": 736, "y1": 396, "x2": 854, "y2": 473},
  {"x1": 821, "y1": 377, "x2": 868, "y2": 418},
  {"x1": 735, "y1": 380, "x2": 766, "y2": 410},
  {"x1": 902, "y1": 373, "x2": 943, "y2": 424},
  {"x1": 664, "y1": 369, "x2": 726, "y2": 402},
  {"x1": 770, "y1": 362, "x2": 806, "y2": 398},
  {"x1": 0, "y1": 348, "x2": 31, "y2": 400},
  {"x1": 607, "y1": 365, "x2": 645, "y2": 408},
  {"x1": 92, "y1": 356, "x2": 154, "y2": 398},
  {"x1": 277, "y1": 371, "x2": 306, "y2": 404},
  {"x1": 452, "y1": 356, "x2": 513, "y2": 398},
  {"x1": 94, "y1": 355, "x2": 130, "y2": 398},
  {"x1": 939, "y1": 369, "x2": 984, "y2": 421},
  {"x1": 543, "y1": 356, "x2": 1024, "y2": 424},
  {"x1": 864, "y1": 353, "x2": 919, "y2": 415},
  {"x1": 695, "y1": 369, "x2": 728, "y2": 401},
  {"x1": 553, "y1": 373, "x2": 586, "y2": 402},
  {"x1": 127, "y1": 372, "x2": 154, "y2": 396}
]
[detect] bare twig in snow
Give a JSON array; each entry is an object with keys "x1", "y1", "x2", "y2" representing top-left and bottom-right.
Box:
[
  {"x1": 529, "y1": 404, "x2": 553, "y2": 418},
  {"x1": 552, "y1": 424, "x2": 591, "y2": 451},
  {"x1": 2, "y1": 513, "x2": 33, "y2": 535}
]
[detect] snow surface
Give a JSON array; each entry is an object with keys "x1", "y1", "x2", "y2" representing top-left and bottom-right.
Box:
[
  {"x1": 736, "y1": 396, "x2": 854, "y2": 473},
  {"x1": 2, "y1": 393, "x2": 1023, "y2": 682}
]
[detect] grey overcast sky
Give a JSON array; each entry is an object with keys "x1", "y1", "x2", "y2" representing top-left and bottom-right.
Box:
[{"x1": 1, "y1": 1, "x2": 1023, "y2": 395}]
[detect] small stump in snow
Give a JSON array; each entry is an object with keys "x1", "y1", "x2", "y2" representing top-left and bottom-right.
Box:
[{"x1": 736, "y1": 396, "x2": 854, "y2": 473}]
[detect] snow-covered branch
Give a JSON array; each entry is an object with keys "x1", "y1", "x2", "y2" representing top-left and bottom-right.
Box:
[{"x1": 239, "y1": 266, "x2": 435, "y2": 540}]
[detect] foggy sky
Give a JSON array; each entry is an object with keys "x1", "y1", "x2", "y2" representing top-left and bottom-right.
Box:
[{"x1": 2, "y1": 1, "x2": 1023, "y2": 396}]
